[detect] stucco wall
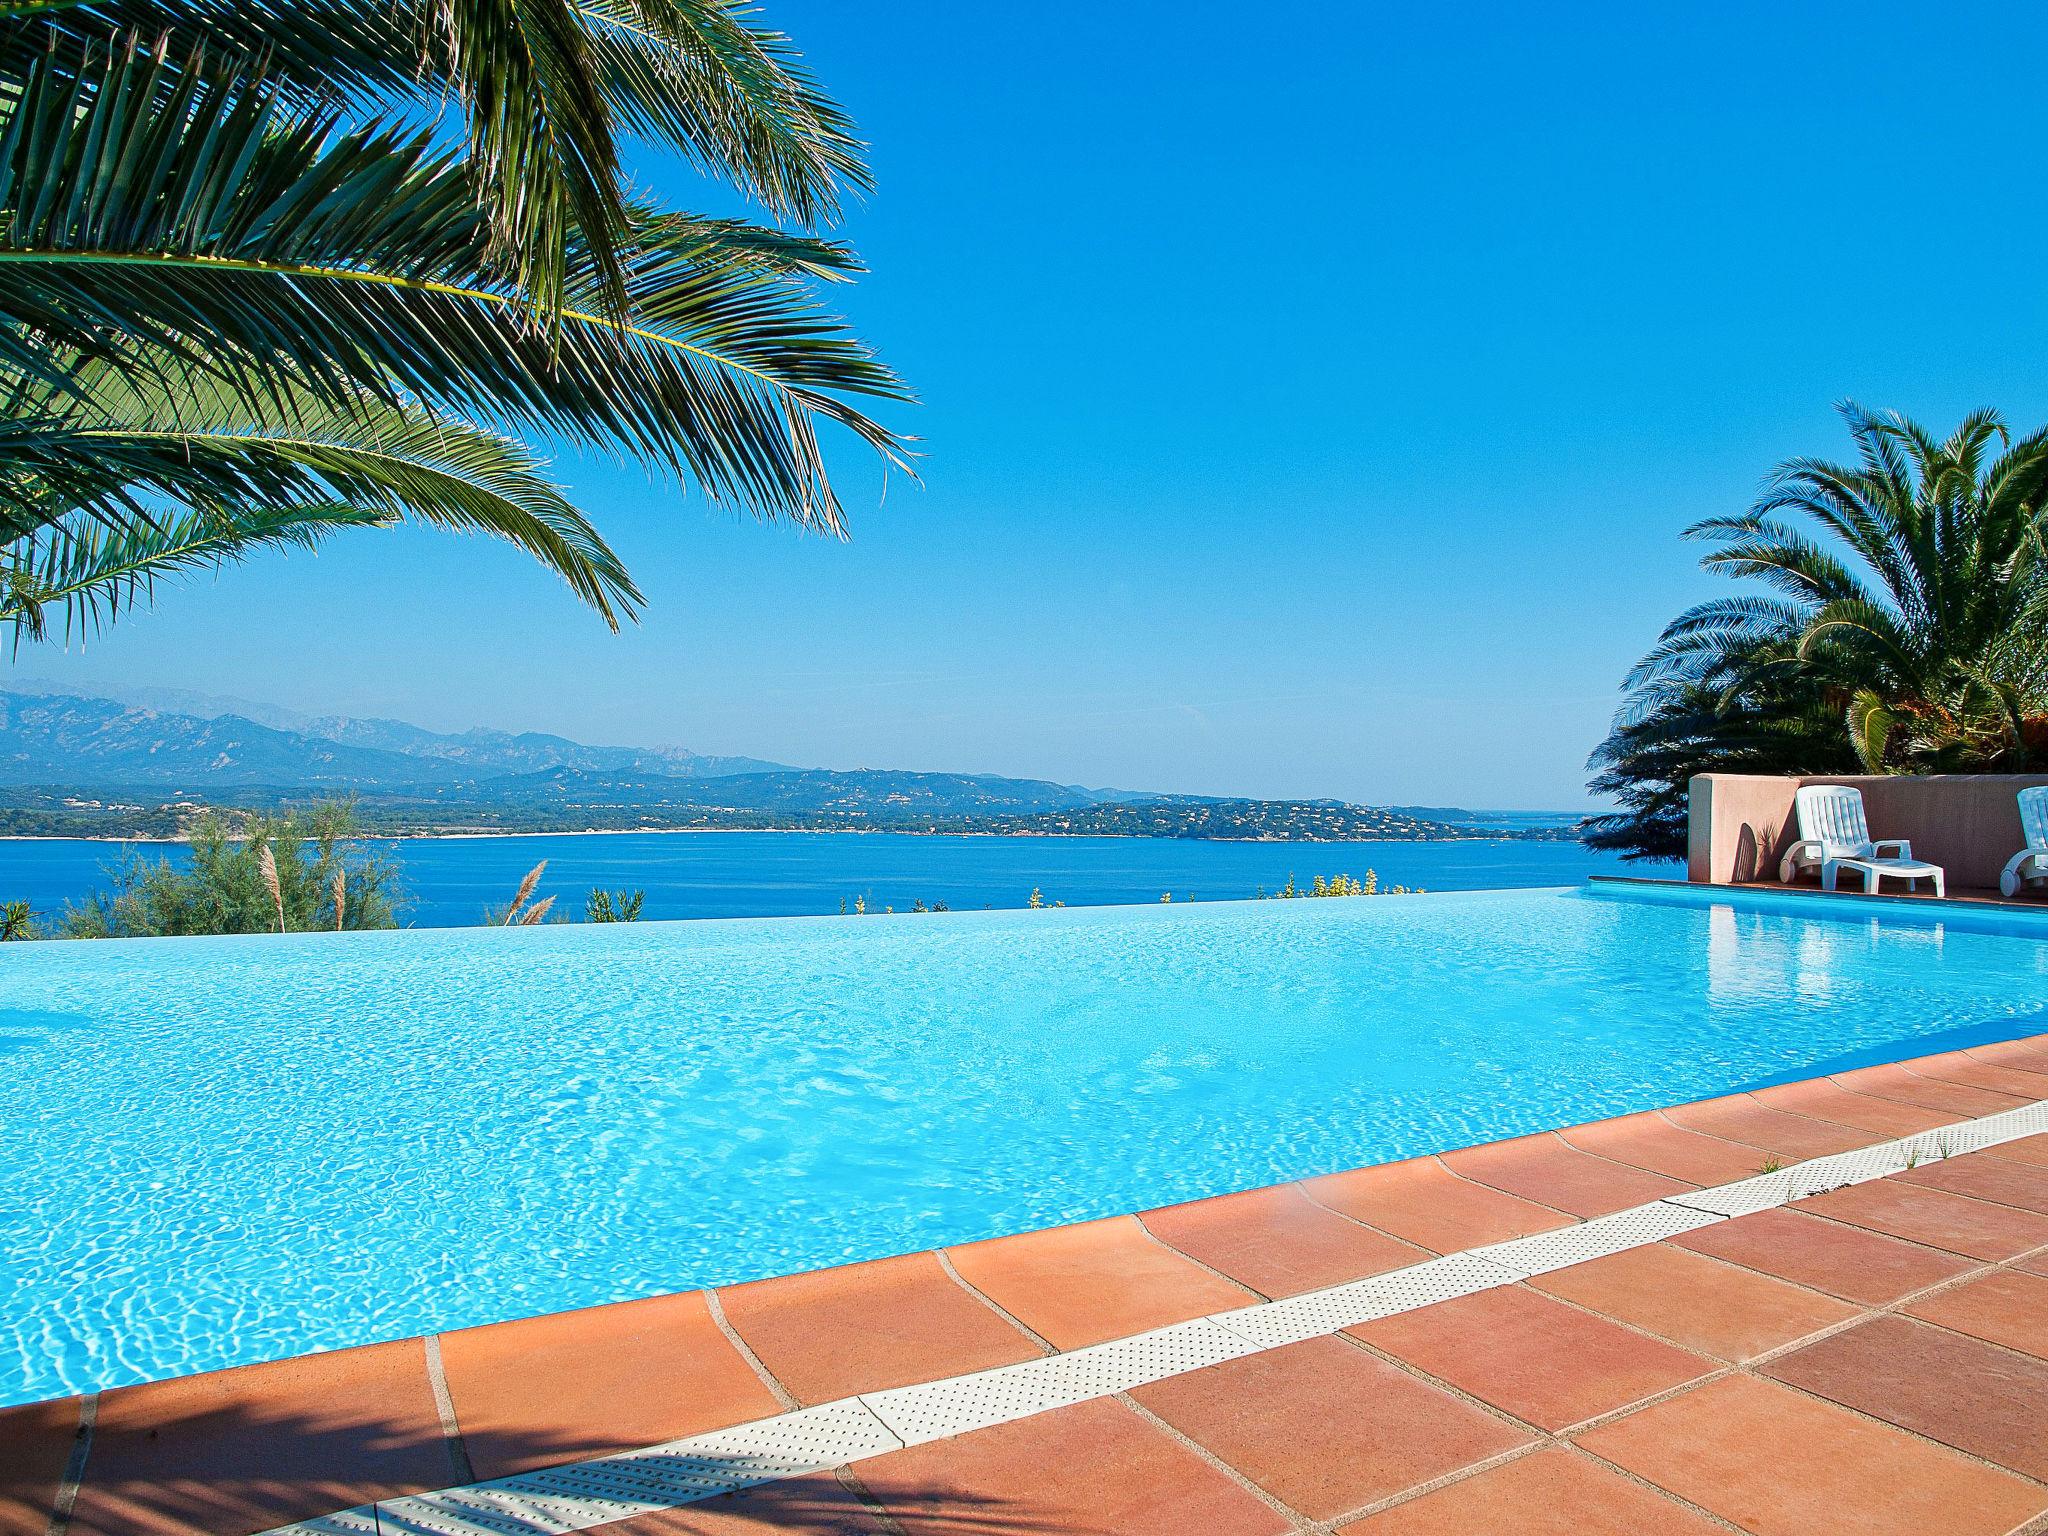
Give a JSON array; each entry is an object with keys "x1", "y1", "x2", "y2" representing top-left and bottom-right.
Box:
[{"x1": 1688, "y1": 773, "x2": 2048, "y2": 890}]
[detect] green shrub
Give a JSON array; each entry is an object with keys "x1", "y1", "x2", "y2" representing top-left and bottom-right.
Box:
[
  {"x1": 62, "y1": 801, "x2": 400, "y2": 938},
  {"x1": 586, "y1": 888, "x2": 645, "y2": 922}
]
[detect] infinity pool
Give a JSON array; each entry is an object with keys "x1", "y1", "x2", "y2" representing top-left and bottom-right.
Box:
[{"x1": 5, "y1": 882, "x2": 2046, "y2": 1404}]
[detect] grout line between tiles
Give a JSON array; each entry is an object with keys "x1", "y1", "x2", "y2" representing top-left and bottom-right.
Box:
[
  {"x1": 933, "y1": 1248, "x2": 1058, "y2": 1355},
  {"x1": 703, "y1": 1286, "x2": 800, "y2": 1412},
  {"x1": 1113, "y1": 1392, "x2": 1319, "y2": 1532},
  {"x1": 42, "y1": 1390, "x2": 93, "y2": 1536},
  {"x1": 1128, "y1": 1212, "x2": 1271, "y2": 1301},
  {"x1": 420, "y1": 1334, "x2": 474, "y2": 1488},
  {"x1": 1421, "y1": 1152, "x2": 1583, "y2": 1221}
]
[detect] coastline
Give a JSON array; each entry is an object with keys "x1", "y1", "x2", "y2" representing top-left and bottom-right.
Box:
[{"x1": 0, "y1": 826, "x2": 1572, "y2": 846}]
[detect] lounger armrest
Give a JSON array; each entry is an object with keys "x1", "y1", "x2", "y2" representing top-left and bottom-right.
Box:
[
  {"x1": 1778, "y1": 839, "x2": 1824, "y2": 883},
  {"x1": 1872, "y1": 839, "x2": 1912, "y2": 859}
]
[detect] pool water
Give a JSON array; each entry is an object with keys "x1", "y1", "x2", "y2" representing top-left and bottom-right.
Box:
[{"x1": 3, "y1": 882, "x2": 2045, "y2": 1404}]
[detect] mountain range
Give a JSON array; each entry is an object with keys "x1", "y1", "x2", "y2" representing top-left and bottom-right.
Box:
[{"x1": 0, "y1": 685, "x2": 1577, "y2": 842}]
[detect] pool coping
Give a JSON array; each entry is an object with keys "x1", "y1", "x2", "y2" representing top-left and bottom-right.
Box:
[
  {"x1": 279, "y1": 1051, "x2": 2048, "y2": 1534},
  {"x1": 15, "y1": 1030, "x2": 2048, "y2": 1536}
]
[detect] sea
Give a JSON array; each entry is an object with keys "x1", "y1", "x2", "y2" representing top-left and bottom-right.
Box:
[{"x1": 0, "y1": 829, "x2": 1674, "y2": 928}]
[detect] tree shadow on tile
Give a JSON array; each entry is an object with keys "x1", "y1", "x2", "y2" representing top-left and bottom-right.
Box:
[
  {"x1": 67, "y1": 1397, "x2": 603, "y2": 1536},
  {"x1": 64, "y1": 1395, "x2": 1054, "y2": 1536}
]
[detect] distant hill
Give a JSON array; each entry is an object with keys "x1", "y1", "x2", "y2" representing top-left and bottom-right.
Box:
[
  {"x1": 288, "y1": 717, "x2": 787, "y2": 780},
  {"x1": 0, "y1": 691, "x2": 787, "y2": 789},
  {"x1": 0, "y1": 687, "x2": 1581, "y2": 842},
  {"x1": 0, "y1": 693, "x2": 456, "y2": 788}
]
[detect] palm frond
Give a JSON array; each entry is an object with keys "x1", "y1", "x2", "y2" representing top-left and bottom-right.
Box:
[
  {"x1": 0, "y1": 0, "x2": 871, "y2": 305},
  {"x1": 0, "y1": 42, "x2": 909, "y2": 526},
  {"x1": 1, "y1": 500, "x2": 386, "y2": 641},
  {"x1": 0, "y1": 363, "x2": 643, "y2": 623}
]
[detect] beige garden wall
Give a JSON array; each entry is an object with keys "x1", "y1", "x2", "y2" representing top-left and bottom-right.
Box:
[{"x1": 1688, "y1": 772, "x2": 2048, "y2": 891}]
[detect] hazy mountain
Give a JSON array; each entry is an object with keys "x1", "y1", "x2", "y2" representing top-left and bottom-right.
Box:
[
  {"x1": 291, "y1": 716, "x2": 787, "y2": 779},
  {"x1": 0, "y1": 693, "x2": 458, "y2": 788},
  {"x1": 0, "y1": 690, "x2": 1126, "y2": 815},
  {"x1": 0, "y1": 687, "x2": 1577, "y2": 840},
  {"x1": 0, "y1": 690, "x2": 788, "y2": 788},
  {"x1": 0, "y1": 676, "x2": 313, "y2": 731}
]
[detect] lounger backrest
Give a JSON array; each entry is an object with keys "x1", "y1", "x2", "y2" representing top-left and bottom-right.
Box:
[
  {"x1": 1794, "y1": 784, "x2": 1873, "y2": 858},
  {"x1": 2022, "y1": 786, "x2": 2048, "y2": 851}
]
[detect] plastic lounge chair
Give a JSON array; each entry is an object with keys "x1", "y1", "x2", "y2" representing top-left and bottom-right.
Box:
[
  {"x1": 1999, "y1": 785, "x2": 2048, "y2": 898},
  {"x1": 1777, "y1": 784, "x2": 1945, "y2": 897}
]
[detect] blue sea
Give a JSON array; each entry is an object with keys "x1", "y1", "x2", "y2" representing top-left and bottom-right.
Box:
[{"x1": 1, "y1": 829, "x2": 1668, "y2": 927}]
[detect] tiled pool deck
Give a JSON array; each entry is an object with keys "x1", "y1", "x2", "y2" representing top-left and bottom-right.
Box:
[{"x1": 7, "y1": 1036, "x2": 2048, "y2": 1536}]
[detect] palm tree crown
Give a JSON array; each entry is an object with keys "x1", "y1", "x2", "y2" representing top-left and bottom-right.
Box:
[
  {"x1": 0, "y1": 0, "x2": 908, "y2": 641},
  {"x1": 1587, "y1": 405, "x2": 2048, "y2": 859}
]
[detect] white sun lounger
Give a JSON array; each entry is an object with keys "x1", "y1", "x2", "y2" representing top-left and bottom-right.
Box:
[
  {"x1": 1777, "y1": 784, "x2": 1945, "y2": 897},
  {"x1": 1999, "y1": 785, "x2": 2048, "y2": 898}
]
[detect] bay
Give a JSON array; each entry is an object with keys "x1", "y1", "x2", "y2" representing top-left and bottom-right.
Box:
[{"x1": 0, "y1": 831, "x2": 1674, "y2": 929}]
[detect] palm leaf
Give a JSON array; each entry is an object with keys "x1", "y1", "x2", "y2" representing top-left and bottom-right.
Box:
[
  {"x1": 1, "y1": 500, "x2": 387, "y2": 640},
  {"x1": 0, "y1": 363, "x2": 643, "y2": 623},
  {"x1": 0, "y1": 0, "x2": 870, "y2": 309},
  {"x1": 0, "y1": 42, "x2": 909, "y2": 525}
]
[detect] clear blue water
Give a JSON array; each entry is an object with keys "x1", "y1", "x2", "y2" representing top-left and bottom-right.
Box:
[
  {"x1": 4, "y1": 882, "x2": 2045, "y2": 1407},
  {"x1": 1, "y1": 830, "x2": 1659, "y2": 927}
]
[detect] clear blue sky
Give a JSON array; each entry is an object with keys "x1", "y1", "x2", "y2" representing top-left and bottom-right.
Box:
[{"x1": 10, "y1": 0, "x2": 2048, "y2": 808}]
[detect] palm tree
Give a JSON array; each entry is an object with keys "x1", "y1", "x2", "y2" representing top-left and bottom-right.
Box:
[
  {"x1": 0, "y1": 0, "x2": 907, "y2": 640},
  {"x1": 1587, "y1": 405, "x2": 2048, "y2": 860}
]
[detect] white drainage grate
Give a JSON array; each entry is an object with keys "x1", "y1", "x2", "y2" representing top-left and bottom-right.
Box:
[
  {"x1": 1914, "y1": 1098, "x2": 2048, "y2": 1152},
  {"x1": 1208, "y1": 1252, "x2": 1520, "y2": 1350},
  {"x1": 1667, "y1": 1098, "x2": 2048, "y2": 1218},
  {"x1": 267, "y1": 1511, "x2": 381, "y2": 1536},
  {"x1": 859, "y1": 1319, "x2": 1257, "y2": 1447},
  {"x1": 1473, "y1": 1202, "x2": 1725, "y2": 1277},
  {"x1": 368, "y1": 1400, "x2": 899, "y2": 1536}
]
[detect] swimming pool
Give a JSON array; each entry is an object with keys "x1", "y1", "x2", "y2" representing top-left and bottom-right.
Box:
[{"x1": 4, "y1": 881, "x2": 2045, "y2": 1405}]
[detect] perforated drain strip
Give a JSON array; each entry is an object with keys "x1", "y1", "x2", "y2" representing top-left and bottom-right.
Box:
[{"x1": 266, "y1": 1092, "x2": 2048, "y2": 1536}]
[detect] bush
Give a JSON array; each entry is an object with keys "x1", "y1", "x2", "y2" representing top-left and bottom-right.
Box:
[{"x1": 62, "y1": 801, "x2": 401, "y2": 937}]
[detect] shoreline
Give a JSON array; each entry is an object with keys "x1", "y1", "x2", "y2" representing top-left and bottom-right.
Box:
[{"x1": 0, "y1": 826, "x2": 1576, "y2": 847}]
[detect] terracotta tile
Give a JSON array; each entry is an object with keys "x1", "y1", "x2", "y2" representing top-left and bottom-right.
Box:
[
  {"x1": 1985, "y1": 1132, "x2": 2048, "y2": 1168},
  {"x1": 439, "y1": 1290, "x2": 783, "y2": 1481},
  {"x1": 1750, "y1": 1077, "x2": 1960, "y2": 1136},
  {"x1": 1763, "y1": 1315, "x2": 2048, "y2": 1481},
  {"x1": 852, "y1": 1395, "x2": 1289, "y2": 1536},
  {"x1": 69, "y1": 1340, "x2": 454, "y2": 1536},
  {"x1": 1896, "y1": 1152, "x2": 2048, "y2": 1216},
  {"x1": 1141, "y1": 1184, "x2": 1428, "y2": 1299},
  {"x1": 1830, "y1": 1063, "x2": 2030, "y2": 1117},
  {"x1": 1555, "y1": 1112, "x2": 1768, "y2": 1185},
  {"x1": 1530, "y1": 1243, "x2": 1858, "y2": 1362},
  {"x1": 1798, "y1": 1176, "x2": 2048, "y2": 1259},
  {"x1": 1669, "y1": 1208, "x2": 1974, "y2": 1305},
  {"x1": 943, "y1": 1215, "x2": 1251, "y2": 1350},
  {"x1": 586, "y1": 1472, "x2": 884, "y2": 1533},
  {"x1": 1660, "y1": 1095, "x2": 1878, "y2": 1159},
  {"x1": 2019, "y1": 1250, "x2": 2048, "y2": 1277},
  {"x1": 717, "y1": 1251, "x2": 1038, "y2": 1405},
  {"x1": 0, "y1": 1396, "x2": 80, "y2": 1536},
  {"x1": 1337, "y1": 1446, "x2": 1725, "y2": 1535},
  {"x1": 1350, "y1": 1287, "x2": 1711, "y2": 1432},
  {"x1": 1967, "y1": 1037, "x2": 2048, "y2": 1073},
  {"x1": 1437, "y1": 1132, "x2": 1695, "y2": 1217},
  {"x1": 1130, "y1": 1336, "x2": 1531, "y2": 1519},
  {"x1": 1908, "y1": 1269, "x2": 2048, "y2": 1358},
  {"x1": 1899, "y1": 1048, "x2": 2048, "y2": 1099},
  {"x1": 1302, "y1": 1156, "x2": 1573, "y2": 1254},
  {"x1": 1579, "y1": 1375, "x2": 2045, "y2": 1536}
]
